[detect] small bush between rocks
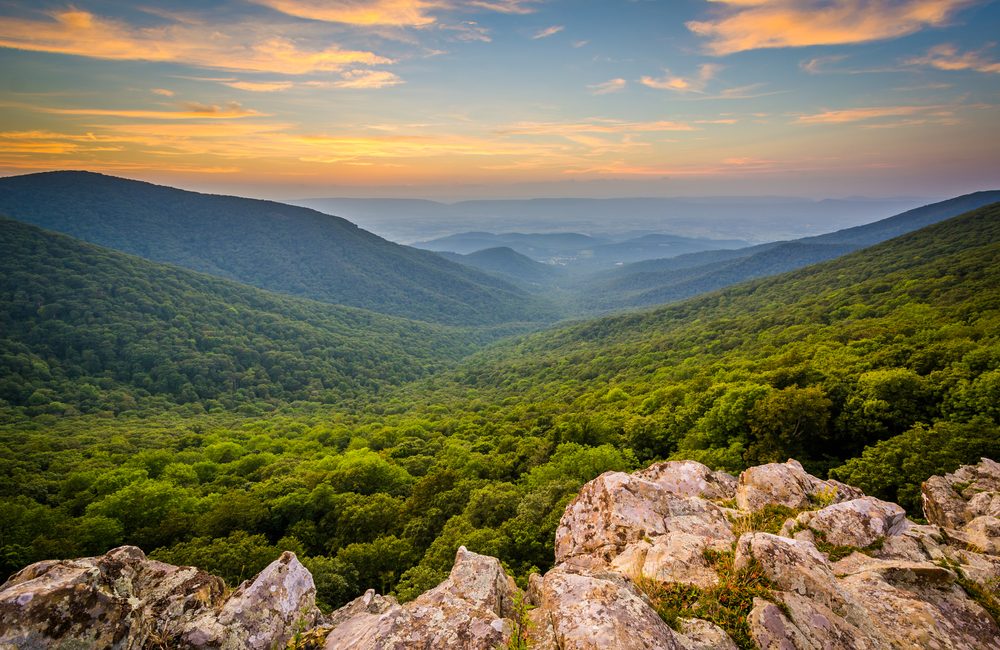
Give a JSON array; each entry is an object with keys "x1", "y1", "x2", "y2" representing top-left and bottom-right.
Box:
[{"x1": 635, "y1": 549, "x2": 777, "y2": 650}]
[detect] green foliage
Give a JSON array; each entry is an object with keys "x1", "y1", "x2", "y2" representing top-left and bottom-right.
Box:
[
  {"x1": 0, "y1": 216, "x2": 508, "y2": 413},
  {"x1": 0, "y1": 171, "x2": 556, "y2": 326},
  {"x1": 636, "y1": 550, "x2": 777, "y2": 650},
  {"x1": 830, "y1": 419, "x2": 1000, "y2": 515},
  {"x1": 2, "y1": 199, "x2": 1000, "y2": 619}
]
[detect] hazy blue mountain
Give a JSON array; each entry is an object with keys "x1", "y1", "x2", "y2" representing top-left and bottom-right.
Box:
[
  {"x1": 439, "y1": 246, "x2": 565, "y2": 289},
  {"x1": 414, "y1": 230, "x2": 746, "y2": 271},
  {"x1": 574, "y1": 191, "x2": 1000, "y2": 311},
  {"x1": 0, "y1": 171, "x2": 556, "y2": 326},
  {"x1": 294, "y1": 196, "x2": 929, "y2": 243}
]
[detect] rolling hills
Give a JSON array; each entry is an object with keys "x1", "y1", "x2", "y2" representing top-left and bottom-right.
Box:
[
  {"x1": 2, "y1": 199, "x2": 999, "y2": 614},
  {"x1": 0, "y1": 172, "x2": 554, "y2": 326},
  {"x1": 0, "y1": 217, "x2": 498, "y2": 414}
]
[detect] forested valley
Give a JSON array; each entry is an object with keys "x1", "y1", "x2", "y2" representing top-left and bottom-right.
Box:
[{"x1": 3, "y1": 190, "x2": 999, "y2": 613}]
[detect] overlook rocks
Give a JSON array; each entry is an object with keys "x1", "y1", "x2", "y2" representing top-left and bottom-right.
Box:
[{"x1": 3, "y1": 458, "x2": 1000, "y2": 649}]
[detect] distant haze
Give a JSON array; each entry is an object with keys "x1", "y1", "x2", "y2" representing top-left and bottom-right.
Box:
[{"x1": 293, "y1": 196, "x2": 932, "y2": 244}]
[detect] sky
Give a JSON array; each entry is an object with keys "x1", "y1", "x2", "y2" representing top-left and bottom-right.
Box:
[{"x1": 0, "y1": 0, "x2": 998, "y2": 200}]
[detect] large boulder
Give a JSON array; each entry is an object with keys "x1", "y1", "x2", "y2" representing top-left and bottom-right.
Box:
[
  {"x1": 0, "y1": 546, "x2": 316, "y2": 649},
  {"x1": 322, "y1": 546, "x2": 518, "y2": 650},
  {"x1": 792, "y1": 496, "x2": 909, "y2": 549},
  {"x1": 923, "y1": 457, "x2": 1000, "y2": 529},
  {"x1": 527, "y1": 564, "x2": 684, "y2": 650},
  {"x1": 736, "y1": 459, "x2": 862, "y2": 512},
  {"x1": 555, "y1": 471, "x2": 733, "y2": 566}
]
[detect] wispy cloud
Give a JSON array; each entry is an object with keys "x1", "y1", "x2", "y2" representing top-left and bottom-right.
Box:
[
  {"x1": 796, "y1": 104, "x2": 958, "y2": 126},
  {"x1": 440, "y1": 21, "x2": 492, "y2": 42},
  {"x1": 151, "y1": 88, "x2": 175, "y2": 97},
  {"x1": 0, "y1": 8, "x2": 392, "y2": 74},
  {"x1": 641, "y1": 64, "x2": 721, "y2": 92},
  {"x1": 466, "y1": 1, "x2": 540, "y2": 15},
  {"x1": 222, "y1": 80, "x2": 295, "y2": 92},
  {"x1": 249, "y1": 0, "x2": 443, "y2": 27},
  {"x1": 9, "y1": 101, "x2": 266, "y2": 120},
  {"x1": 503, "y1": 118, "x2": 696, "y2": 136},
  {"x1": 687, "y1": 0, "x2": 974, "y2": 55},
  {"x1": 533, "y1": 25, "x2": 564, "y2": 39},
  {"x1": 334, "y1": 70, "x2": 405, "y2": 88},
  {"x1": 907, "y1": 44, "x2": 1000, "y2": 74},
  {"x1": 588, "y1": 78, "x2": 626, "y2": 95}
]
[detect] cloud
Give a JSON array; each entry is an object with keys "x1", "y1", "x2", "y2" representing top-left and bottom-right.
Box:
[
  {"x1": 796, "y1": 104, "x2": 958, "y2": 126},
  {"x1": 466, "y1": 1, "x2": 540, "y2": 14},
  {"x1": 640, "y1": 64, "x2": 721, "y2": 92},
  {"x1": 222, "y1": 80, "x2": 295, "y2": 92},
  {"x1": 334, "y1": 70, "x2": 405, "y2": 88},
  {"x1": 440, "y1": 21, "x2": 492, "y2": 42},
  {"x1": 503, "y1": 118, "x2": 696, "y2": 136},
  {"x1": 0, "y1": 8, "x2": 392, "y2": 74},
  {"x1": 799, "y1": 55, "x2": 848, "y2": 74},
  {"x1": 588, "y1": 78, "x2": 627, "y2": 95},
  {"x1": 907, "y1": 44, "x2": 1000, "y2": 74},
  {"x1": 533, "y1": 25, "x2": 564, "y2": 39},
  {"x1": 17, "y1": 101, "x2": 266, "y2": 120},
  {"x1": 151, "y1": 88, "x2": 175, "y2": 97},
  {"x1": 687, "y1": 0, "x2": 974, "y2": 55},
  {"x1": 249, "y1": 0, "x2": 443, "y2": 27}
]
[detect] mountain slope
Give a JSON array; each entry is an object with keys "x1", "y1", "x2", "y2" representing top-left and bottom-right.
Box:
[
  {"x1": 406, "y1": 201, "x2": 1000, "y2": 471},
  {"x1": 0, "y1": 217, "x2": 493, "y2": 414},
  {"x1": 440, "y1": 247, "x2": 564, "y2": 287},
  {"x1": 577, "y1": 191, "x2": 1000, "y2": 311},
  {"x1": 0, "y1": 171, "x2": 553, "y2": 326}
]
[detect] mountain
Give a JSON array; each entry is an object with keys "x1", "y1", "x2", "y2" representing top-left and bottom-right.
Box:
[
  {"x1": 576, "y1": 191, "x2": 1000, "y2": 311},
  {"x1": 0, "y1": 217, "x2": 495, "y2": 414},
  {"x1": 439, "y1": 247, "x2": 564, "y2": 288},
  {"x1": 3, "y1": 201, "x2": 999, "y2": 617},
  {"x1": 294, "y1": 196, "x2": 928, "y2": 243},
  {"x1": 415, "y1": 230, "x2": 746, "y2": 271},
  {"x1": 0, "y1": 171, "x2": 553, "y2": 326}
]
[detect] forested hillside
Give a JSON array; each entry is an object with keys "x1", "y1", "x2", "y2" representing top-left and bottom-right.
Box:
[
  {"x1": 0, "y1": 217, "x2": 502, "y2": 415},
  {"x1": 0, "y1": 172, "x2": 554, "y2": 326},
  {"x1": 3, "y1": 202, "x2": 998, "y2": 616}
]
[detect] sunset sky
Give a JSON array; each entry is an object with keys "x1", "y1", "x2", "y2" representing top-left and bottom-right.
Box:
[{"x1": 0, "y1": 0, "x2": 998, "y2": 199}]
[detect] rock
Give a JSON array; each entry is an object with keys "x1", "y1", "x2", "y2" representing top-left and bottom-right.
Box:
[
  {"x1": 0, "y1": 546, "x2": 315, "y2": 650},
  {"x1": 736, "y1": 459, "x2": 862, "y2": 512},
  {"x1": 965, "y1": 515, "x2": 1000, "y2": 555},
  {"x1": 183, "y1": 551, "x2": 319, "y2": 649},
  {"x1": 0, "y1": 546, "x2": 224, "y2": 649},
  {"x1": 674, "y1": 618, "x2": 738, "y2": 650},
  {"x1": 555, "y1": 469, "x2": 733, "y2": 566},
  {"x1": 838, "y1": 558, "x2": 1000, "y2": 649},
  {"x1": 323, "y1": 546, "x2": 517, "y2": 650},
  {"x1": 326, "y1": 588, "x2": 397, "y2": 628},
  {"x1": 793, "y1": 496, "x2": 908, "y2": 549},
  {"x1": 734, "y1": 533, "x2": 865, "y2": 624},
  {"x1": 527, "y1": 564, "x2": 683, "y2": 650},
  {"x1": 922, "y1": 457, "x2": 1000, "y2": 528},
  {"x1": 633, "y1": 460, "x2": 737, "y2": 501},
  {"x1": 611, "y1": 532, "x2": 727, "y2": 589}
]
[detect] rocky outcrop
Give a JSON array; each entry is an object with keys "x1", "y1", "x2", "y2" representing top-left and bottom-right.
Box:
[
  {"x1": 322, "y1": 546, "x2": 517, "y2": 650},
  {"x1": 0, "y1": 547, "x2": 317, "y2": 649},
  {"x1": 3, "y1": 458, "x2": 1000, "y2": 650}
]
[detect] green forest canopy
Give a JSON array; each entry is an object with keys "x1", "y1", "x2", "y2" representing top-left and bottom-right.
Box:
[{"x1": 2, "y1": 202, "x2": 999, "y2": 614}]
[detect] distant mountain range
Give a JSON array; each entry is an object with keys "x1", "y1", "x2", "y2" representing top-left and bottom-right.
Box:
[
  {"x1": 437, "y1": 247, "x2": 564, "y2": 289},
  {"x1": 415, "y1": 231, "x2": 747, "y2": 271},
  {"x1": 293, "y1": 196, "x2": 929, "y2": 243},
  {"x1": 0, "y1": 172, "x2": 555, "y2": 326},
  {"x1": 572, "y1": 191, "x2": 1000, "y2": 311}
]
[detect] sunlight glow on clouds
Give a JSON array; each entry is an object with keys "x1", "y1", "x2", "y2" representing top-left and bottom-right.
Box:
[
  {"x1": 688, "y1": 0, "x2": 974, "y2": 55},
  {"x1": 907, "y1": 44, "x2": 1000, "y2": 73},
  {"x1": 0, "y1": 9, "x2": 392, "y2": 74}
]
